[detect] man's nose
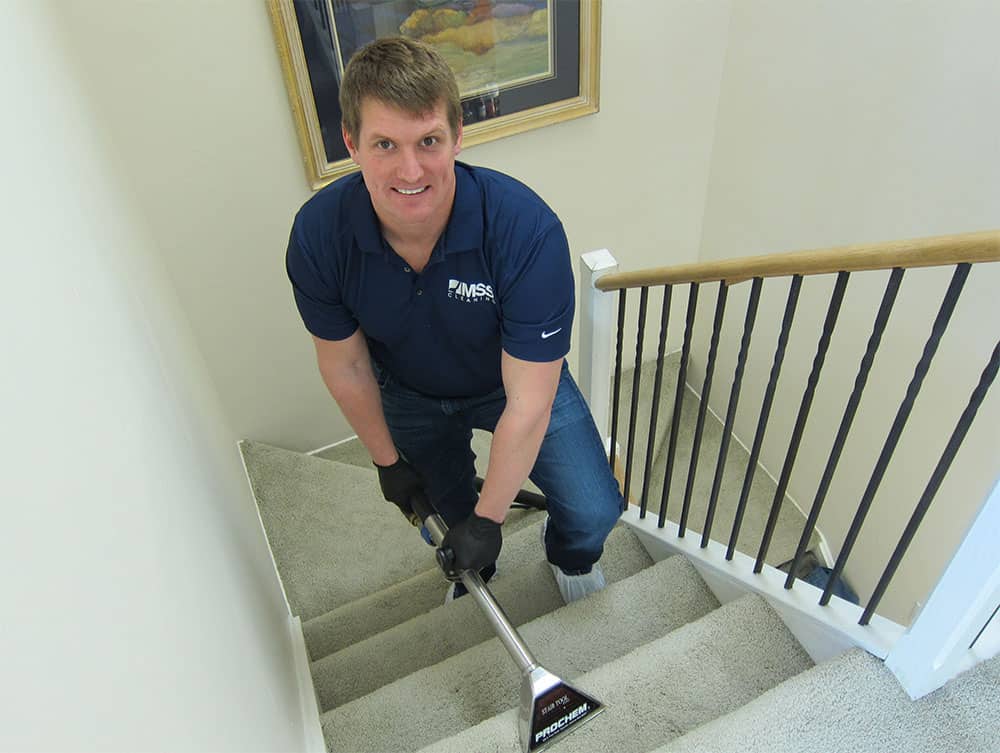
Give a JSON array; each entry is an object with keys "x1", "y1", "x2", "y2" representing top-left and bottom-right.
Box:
[{"x1": 396, "y1": 148, "x2": 423, "y2": 183}]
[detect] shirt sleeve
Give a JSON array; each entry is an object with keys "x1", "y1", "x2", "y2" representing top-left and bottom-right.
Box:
[
  {"x1": 285, "y1": 221, "x2": 359, "y2": 342},
  {"x1": 499, "y1": 221, "x2": 574, "y2": 362}
]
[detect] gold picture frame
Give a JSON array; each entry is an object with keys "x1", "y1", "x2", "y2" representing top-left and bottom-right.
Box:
[{"x1": 269, "y1": 0, "x2": 601, "y2": 190}]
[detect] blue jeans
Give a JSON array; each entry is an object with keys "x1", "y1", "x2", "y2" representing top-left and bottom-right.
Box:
[{"x1": 374, "y1": 361, "x2": 624, "y2": 574}]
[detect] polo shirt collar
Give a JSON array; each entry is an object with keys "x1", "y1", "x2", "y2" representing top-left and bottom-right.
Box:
[{"x1": 351, "y1": 162, "x2": 483, "y2": 257}]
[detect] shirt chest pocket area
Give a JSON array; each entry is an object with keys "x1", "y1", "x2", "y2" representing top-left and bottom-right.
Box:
[
  {"x1": 352, "y1": 271, "x2": 417, "y2": 349},
  {"x1": 355, "y1": 274, "x2": 495, "y2": 347},
  {"x1": 443, "y1": 277, "x2": 500, "y2": 333}
]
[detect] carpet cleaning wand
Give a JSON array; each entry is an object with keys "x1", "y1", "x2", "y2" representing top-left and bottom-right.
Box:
[{"x1": 410, "y1": 492, "x2": 605, "y2": 753}]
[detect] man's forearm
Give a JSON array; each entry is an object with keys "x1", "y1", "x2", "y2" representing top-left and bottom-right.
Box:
[
  {"x1": 319, "y1": 363, "x2": 398, "y2": 466},
  {"x1": 474, "y1": 407, "x2": 550, "y2": 523}
]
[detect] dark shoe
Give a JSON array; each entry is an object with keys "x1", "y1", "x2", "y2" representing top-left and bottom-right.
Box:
[{"x1": 444, "y1": 562, "x2": 497, "y2": 603}]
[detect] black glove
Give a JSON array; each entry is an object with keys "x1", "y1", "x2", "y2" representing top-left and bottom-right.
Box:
[
  {"x1": 441, "y1": 512, "x2": 502, "y2": 573},
  {"x1": 374, "y1": 456, "x2": 423, "y2": 526}
]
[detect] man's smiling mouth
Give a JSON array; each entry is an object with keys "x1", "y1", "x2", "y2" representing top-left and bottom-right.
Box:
[{"x1": 394, "y1": 186, "x2": 428, "y2": 195}]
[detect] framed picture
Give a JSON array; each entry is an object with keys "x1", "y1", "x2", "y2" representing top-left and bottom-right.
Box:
[{"x1": 269, "y1": 0, "x2": 601, "y2": 189}]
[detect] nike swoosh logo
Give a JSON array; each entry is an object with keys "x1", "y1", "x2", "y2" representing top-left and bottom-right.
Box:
[{"x1": 541, "y1": 328, "x2": 562, "y2": 339}]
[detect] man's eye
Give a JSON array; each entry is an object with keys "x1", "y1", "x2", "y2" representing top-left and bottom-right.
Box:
[
  {"x1": 421, "y1": 136, "x2": 439, "y2": 147},
  {"x1": 376, "y1": 140, "x2": 393, "y2": 150}
]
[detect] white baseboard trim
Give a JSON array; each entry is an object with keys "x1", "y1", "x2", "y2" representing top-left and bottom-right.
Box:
[
  {"x1": 621, "y1": 507, "x2": 906, "y2": 665},
  {"x1": 307, "y1": 434, "x2": 359, "y2": 456},
  {"x1": 288, "y1": 615, "x2": 326, "y2": 753}
]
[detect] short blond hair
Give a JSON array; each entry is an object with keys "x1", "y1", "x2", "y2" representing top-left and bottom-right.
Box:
[{"x1": 340, "y1": 37, "x2": 461, "y2": 144}]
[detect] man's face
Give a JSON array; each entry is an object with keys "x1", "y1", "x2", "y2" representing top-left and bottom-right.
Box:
[{"x1": 343, "y1": 98, "x2": 463, "y2": 238}]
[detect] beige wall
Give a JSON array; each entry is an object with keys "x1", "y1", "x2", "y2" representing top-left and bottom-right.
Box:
[
  {"x1": 2, "y1": 2, "x2": 303, "y2": 748},
  {"x1": 693, "y1": 0, "x2": 1000, "y2": 623},
  {"x1": 52, "y1": 0, "x2": 732, "y2": 453}
]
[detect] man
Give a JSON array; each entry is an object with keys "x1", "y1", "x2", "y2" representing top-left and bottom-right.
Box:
[{"x1": 286, "y1": 37, "x2": 622, "y2": 603}]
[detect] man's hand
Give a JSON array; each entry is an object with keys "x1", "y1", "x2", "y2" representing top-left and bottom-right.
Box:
[
  {"x1": 441, "y1": 512, "x2": 502, "y2": 572},
  {"x1": 374, "y1": 457, "x2": 423, "y2": 526}
]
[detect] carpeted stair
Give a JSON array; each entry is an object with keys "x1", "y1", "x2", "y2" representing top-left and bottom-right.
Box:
[
  {"x1": 417, "y1": 594, "x2": 813, "y2": 753},
  {"x1": 310, "y1": 523, "x2": 651, "y2": 710},
  {"x1": 240, "y1": 357, "x2": 997, "y2": 752},
  {"x1": 656, "y1": 647, "x2": 1000, "y2": 753}
]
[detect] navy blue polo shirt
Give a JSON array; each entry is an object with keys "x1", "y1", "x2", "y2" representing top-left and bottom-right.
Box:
[{"x1": 286, "y1": 161, "x2": 574, "y2": 398}]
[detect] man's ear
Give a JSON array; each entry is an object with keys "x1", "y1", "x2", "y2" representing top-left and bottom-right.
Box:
[
  {"x1": 453, "y1": 122, "x2": 463, "y2": 156},
  {"x1": 342, "y1": 126, "x2": 358, "y2": 161}
]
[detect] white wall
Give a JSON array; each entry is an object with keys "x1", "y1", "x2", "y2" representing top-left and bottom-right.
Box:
[
  {"x1": 51, "y1": 0, "x2": 732, "y2": 452},
  {"x1": 0, "y1": 3, "x2": 303, "y2": 750},
  {"x1": 693, "y1": 0, "x2": 1000, "y2": 624},
  {"x1": 51, "y1": 0, "x2": 335, "y2": 453}
]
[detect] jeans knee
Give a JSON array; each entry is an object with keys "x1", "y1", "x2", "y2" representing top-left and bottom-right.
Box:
[
  {"x1": 434, "y1": 470, "x2": 478, "y2": 526},
  {"x1": 579, "y1": 496, "x2": 622, "y2": 547}
]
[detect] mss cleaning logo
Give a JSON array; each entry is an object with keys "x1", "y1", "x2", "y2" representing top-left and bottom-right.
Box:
[{"x1": 448, "y1": 278, "x2": 495, "y2": 303}]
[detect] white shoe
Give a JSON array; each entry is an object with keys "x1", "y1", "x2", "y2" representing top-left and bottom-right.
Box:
[
  {"x1": 549, "y1": 562, "x2": 606, "y2": 604},
  {"x1": 541, "y1": 517, "x2": 606, "y2": 604}
]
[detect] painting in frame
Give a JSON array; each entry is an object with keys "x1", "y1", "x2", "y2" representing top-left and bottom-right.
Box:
[{"x1": 269, "y1": 0, "x2": 601, "y2": 189}]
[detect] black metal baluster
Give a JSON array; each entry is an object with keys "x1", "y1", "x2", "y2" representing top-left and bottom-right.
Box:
[
  {"x1": 821, "y1": 263, "x2": 972, "y2": 606},
  {"x1": 609, "y1": 290, "x2": 627, "y2": 471},
  {"x1": 680, "y1": 282, "x2": 728, "y2": 536},
  {"x1": 658, "y1": 283, "x2": 699, "y2": 528},
  {"x1": 971, "y1": 604, "x2": 1000, "y2": 650},
  {"x1": 727, "y1": 275, "x2": 803, "y2": 560},
  {"x1": 703, "y1": 278, "x2": 763, "y2": 547},
  {"x1": 785, "y1": 268, "x2": 904, "y2": 589},
  {"x1": 755, "y1": 272, "x2": 849, "y2": 572},
  {"x1": 861, "y1": 339, "x2": 1000, "y2": 625},
  {"x1": 640, "y1": 286, "x2": 673, "y2": 518},
  {"x1": 623, "y1": 287, "x2": 649, "y2": 503}
]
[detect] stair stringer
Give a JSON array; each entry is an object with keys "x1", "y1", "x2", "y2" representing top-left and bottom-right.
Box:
[
  {"x1": 620, "y1": 506, "x2": 906, "y2": 664},
  {"x1": 288, "y1": 615, "x2": 328, "y2": 753}
]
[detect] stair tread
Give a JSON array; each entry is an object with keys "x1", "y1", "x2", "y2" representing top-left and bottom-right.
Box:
[
  {"x1": 320, "y1": 554, "x2": 719, "y2": 753},
  {"x1": 312, "y1": 524, "x2": 654, "y2": 710},
  {"x1": 417, "y1": 593, "x2": 813, "y2": 753},
  {"x1": 239, "y1": 441, "x2": 434, "y2": 621},
  {"x1": 656, "y1": 647, "x2": 1000, "y2": 753}
]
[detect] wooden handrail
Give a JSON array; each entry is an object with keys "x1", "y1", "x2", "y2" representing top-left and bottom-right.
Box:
[{"x1": 595, "y1": 230, "x2": 1000, "y2": 291}]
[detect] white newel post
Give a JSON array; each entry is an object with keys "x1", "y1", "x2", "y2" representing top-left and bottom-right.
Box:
[
  {"x1": 885, "y1": 476, "x2": 1000, "y2": 699},
  {"x1": 577, "y1": 250, "x2": 620, "y2": 442}
]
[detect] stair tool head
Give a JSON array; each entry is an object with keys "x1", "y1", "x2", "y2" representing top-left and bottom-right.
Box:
[{"x1": 411, "y1": 493, "x2": 605, "y2": 753}]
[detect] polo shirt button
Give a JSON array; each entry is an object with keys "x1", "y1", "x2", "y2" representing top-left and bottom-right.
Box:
[
  {"x1": 416, "y1": 288, "x2": 423, "y2": 295},
  {"x1": 403, "y1": 266, "x2": 411, "y2": 273}
]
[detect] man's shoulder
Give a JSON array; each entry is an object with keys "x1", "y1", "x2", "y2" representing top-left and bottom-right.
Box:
[
  {"x1": 293, "y1": 172, "x2": 364, "y2": 240},
  {"x1": 459, "y1": 162, "x2": 560, "y2": 234}
]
